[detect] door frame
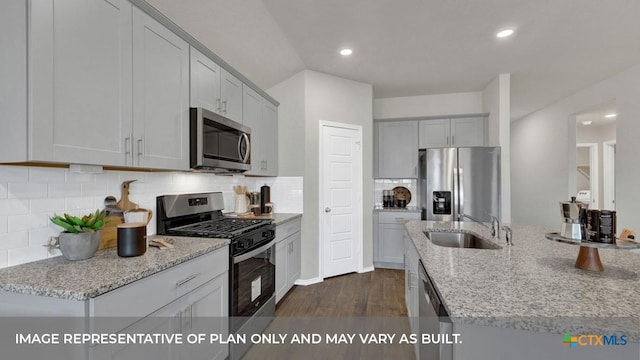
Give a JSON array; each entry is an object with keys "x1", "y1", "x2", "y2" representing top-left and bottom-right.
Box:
[
  {"x1": 576, "y1": 142, "x2": 599, "y2": 209},
  {"x1": 602, "y1": 140, "x2": 616, "y2": 210},
  {"x1": 318, "y1": 121, "x2": 364, "y2": 279}
]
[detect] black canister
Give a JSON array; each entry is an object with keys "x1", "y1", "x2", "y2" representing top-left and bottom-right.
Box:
[
  {"x1": 117, "y1": 223, "x2": 147, "y2": 257},
  {"x1": 587, "y1": 209, "x2": 600, "y2": 242},
  {"x1": 260, "y1": 184, "x2": 271, "y2": 214},
  {"x1": 598, "y1": 210, "x2": 616, "y2": 244}
]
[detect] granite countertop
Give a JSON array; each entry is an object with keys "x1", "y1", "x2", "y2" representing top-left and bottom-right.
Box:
[
  {"x1": 405, "y1": 220, "x2": 640, "y2": 339},
  {"x1": 0, "y1": 235, "x2": 229, "y2": 301},
  {"x1": 374, "y1": 206, "x2": 420, "y2": 213}
]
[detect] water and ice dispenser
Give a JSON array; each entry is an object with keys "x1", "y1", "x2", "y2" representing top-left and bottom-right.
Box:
[{"x1": 433, "y1": 191, "x2": 452, "y2": 215}]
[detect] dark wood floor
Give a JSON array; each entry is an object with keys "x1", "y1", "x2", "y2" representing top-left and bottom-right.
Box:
[
  {"x1": 243, "y1": 269, "x2": 415, "y2": 360},
  {"x1": 276, "y1": 268, "x2": 407, "y2": 317}
]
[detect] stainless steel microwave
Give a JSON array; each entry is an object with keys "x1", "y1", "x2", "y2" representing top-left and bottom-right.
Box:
[{"x1": 190, "y1": 107, "x2": 251, "y2": 173}]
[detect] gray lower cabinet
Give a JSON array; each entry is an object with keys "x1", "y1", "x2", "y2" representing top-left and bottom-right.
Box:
[
  {"x1": 0, "y1": 247, "x2": 229, "y2": 360},
  {"x1": 275, "y1": 218, "x2": 302, "y2": 303},
  {"x1": 404, "y1": 231, "x2": 420, "y2": 358},
  {"x1": 374, "y1": 211, "x2": 421, "y2": 269}
]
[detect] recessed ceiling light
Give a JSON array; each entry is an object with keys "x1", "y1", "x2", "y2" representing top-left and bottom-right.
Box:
[
  {"x1": 582, "y1": 120, "x2": 592, "y2": 125},
  {"x1": 496, "y1": 28, "x2": 515, "y2": 38},
  {"x1": 605, "y1": 113, "x2": 617, "y2": 118},
  {"x1": 339, "y1": 48, "x2": 353, "y2": 56}
]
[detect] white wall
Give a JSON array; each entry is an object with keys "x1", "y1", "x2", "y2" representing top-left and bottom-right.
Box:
[
  {"x1": 373, "y1": 92, "x2": 483, "y2": 119},
  {"x1": 512, "y1": 62, "x2": 640, "y2": 230},
  {"x1": 482, "y1": 74, "x2": 512, "y2": 223},
  {"x1": 269, "y1": 70, "x2": 373, "y2": 282},
  {"x1": 0, "y1": 165, "x2": 302, "y2": 269}
]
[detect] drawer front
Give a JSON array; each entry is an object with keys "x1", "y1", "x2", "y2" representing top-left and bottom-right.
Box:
[
  {"x1": 90, "y1": 247, "x2": 228, "y2": 320},
  {"x1": 275, "y1": 217, "x2": 301, "y2": 243},
  {"x1": 378, "y1": 211, "x2": 421, "y2": 224}
]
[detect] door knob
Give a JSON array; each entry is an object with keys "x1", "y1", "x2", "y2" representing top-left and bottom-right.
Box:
[{"x1": 325, "y1": 207, "x2": 331, "y2": 213}]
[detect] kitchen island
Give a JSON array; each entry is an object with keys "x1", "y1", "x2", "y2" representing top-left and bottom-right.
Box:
[{"x1": 405, "y1": 220, "x2": 639, "y2": 359}]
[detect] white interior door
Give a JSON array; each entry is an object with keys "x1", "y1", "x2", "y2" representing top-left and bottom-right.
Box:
[
  {"x1": 320, "y1": 122, "x2": 362, "y2": 278},
  {"x1": 603, "y1": 141, "x2": 616, "y2": 210}
]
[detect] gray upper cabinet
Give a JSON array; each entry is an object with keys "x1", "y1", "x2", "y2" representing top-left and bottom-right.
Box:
[
  {"x1": 419, "y1": 117, "x2": 486, "y2": 148},
  {"x1": 132, "y1": 8, "x2": 190, "y2": 170},
  {"x1": 189, "y1": 47, "x2": 243, "y2": 123},
  {"x1": 243, "y1": 85, "x2": 278, "y2": 176},
  {"x1": 29, "y1": 0, "x2": 134, "y2": 166},
  {"x1": 375, "y1": 121, "x2": 419, "y2": 178},
  {"x1": 4, "y1": 0, "x2": 190, "y2": 170}
]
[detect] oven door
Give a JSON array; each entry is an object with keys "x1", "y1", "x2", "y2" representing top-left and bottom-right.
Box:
[
  {"x1": 231, "y1": 239, "x2": 275, "y2": 320},
  {"x1": 190, "y1": 107, "x2": 251, "y2": 172}
]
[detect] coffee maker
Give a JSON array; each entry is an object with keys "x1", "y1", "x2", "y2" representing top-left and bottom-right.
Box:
[{"x1": 559, "y1": 196, "x2": 589, "y2": 240}]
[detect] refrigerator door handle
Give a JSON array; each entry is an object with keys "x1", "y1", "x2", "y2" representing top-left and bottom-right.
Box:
[{"x1": 458, "y1": 167, "x2": 464, "y2": 220}]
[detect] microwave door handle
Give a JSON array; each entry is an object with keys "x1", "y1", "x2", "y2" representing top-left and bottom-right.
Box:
[{"x1": 238, "y1": 133, "x2": 250, "y2": 163}]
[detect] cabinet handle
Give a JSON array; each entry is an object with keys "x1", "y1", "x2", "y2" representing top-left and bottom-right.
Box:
[
  {"x1": 222, "y1": 99, "x2": 228, "y2": 114},
  {"x1": 452, "y1": 135, "x2": 455, "y2": 145},
  {"x1": 446, "y1": 136, "x2": 449, "y2": 145},
  {"x1": 137, "y1": 138, "x2": 144, "y2": 159},
  {"x1": 216, "y1": 98, "x2": 221, "y2": 112},
  {"x1": 176, "y1": 274, "x2": 198, "y2": 287},
  {"x1": 124, "y1": 134, "x2": 132, "y2": 157},
  {"x1": 414, "y1": 166, "x2": 417, "y2": 176}
]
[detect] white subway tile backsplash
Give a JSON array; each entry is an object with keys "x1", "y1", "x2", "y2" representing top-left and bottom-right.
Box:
[
  {"x1": 8, "y1": 183, "x2": 48, "y2": 199},
  {"x1": 0, "y1": 166, "x2": 29, "y2": 182},
  {"x1": 8, "y1": 214, "x2": 48, "y2": 232},
  {"x1": 65, "y1": 172, "x2": 95, "y2": 184},
  {"x1": 49, "y1": 183, "x2": 82, "y2": 198},
  {"x1": 66, "y1": 197, "x2": 96, "y2": 211},
  {"x1": 0, "y1": 232, "x2": 29, "y2": 250},
  {"x1": 8, "y1": 246, "x2": 49, "y2": 267},
  {"x1": 31, "y1": 198, "x2": 66, "y2": 213},
  {"x1": 29, "y1": 167, "x2": 66, "y2": 183},
  {"x1": 81, "y1": 183, "x2": 107, "y2": 197},
  {"x1": 0, "y1": 164, "x2": 303, "y2": 269},
  {"x1": 0, "y1": 250, "x2": 6, "y2": 268},
  {"x1": 0, "y1": 199, "x2": 29, "y2": 216}
]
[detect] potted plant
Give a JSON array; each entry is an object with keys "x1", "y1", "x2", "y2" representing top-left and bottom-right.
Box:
[{"x1": 49, "y1": 210, "x2": 108, "y2": 260}]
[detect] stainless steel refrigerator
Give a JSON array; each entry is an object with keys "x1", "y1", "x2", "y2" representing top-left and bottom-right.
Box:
[{"x1": 419, "y1": 147, "x2": 501, "y2": 222}]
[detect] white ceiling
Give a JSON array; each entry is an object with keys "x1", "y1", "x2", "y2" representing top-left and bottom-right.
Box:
[{"x1": 147, "y1": 0, "x2": 640, "y2": 120}]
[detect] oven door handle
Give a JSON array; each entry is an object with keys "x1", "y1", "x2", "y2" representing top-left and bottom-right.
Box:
[{"x1": 233, "y1": 239, "x2": 275, "y2": 264}]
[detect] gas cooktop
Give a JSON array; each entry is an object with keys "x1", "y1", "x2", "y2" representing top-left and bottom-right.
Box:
[{"x1": 168, "y1": 217, "x2": 271, "y2": 239}]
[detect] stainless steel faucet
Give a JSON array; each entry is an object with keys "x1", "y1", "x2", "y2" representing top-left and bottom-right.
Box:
[
  {"x1": 458, "y1": 213, "x2": 500, "y2": 241},
  {"x1": 502, "y1": 225, "x2": 513, "y2": 246}
]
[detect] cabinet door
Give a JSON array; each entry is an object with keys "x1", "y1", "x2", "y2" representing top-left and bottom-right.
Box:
[
  {"x1": 30, "y1": 0, "x2": 133, "y2": 166},
  {"x1": 419, "y1": 119, "x2": 450, "y2": 148},
  {"x1": 378, "y1": 223, "x2": 406, "y2": 265},
  {"x1": 132, "y1": 8, "x2": 190, "y2": 170},
  {"x1": 220, "y1": 69, "x2": 243, "y2": 122},
  {"x1": 451, "y1": 117, "x2": 485, "y2": 146},
  {"x1": 287, "y1": 232, "x2": 301, "y2": 286},
  {"x1": 262, "y1": 100, "x2": 279, "y2": 176},
  {"x1": 275, "y1": 239, "x2": 288, "y2": 303},
  {"x1": 376, "y1": 121, "x2": 419, "y2": 178},
  {"x1": 190, "y1": 46, "x2": 221, "y2": 113},
  {"x1": 242, "y1": 85, "x2": 263, "y2": 175},
  {"x1": 182, "y1": 275, "x2": 229, "y2": 360}
]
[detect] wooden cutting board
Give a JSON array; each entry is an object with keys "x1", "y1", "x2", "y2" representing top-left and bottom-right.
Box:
[{"x1": 99, "y1": 216, "x2": 123, "y2": 249}]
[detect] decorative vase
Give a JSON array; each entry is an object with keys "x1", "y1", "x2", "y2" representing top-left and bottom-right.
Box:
[{"x1": 57, "y1": 231, "x2": 101, "y2": 261}]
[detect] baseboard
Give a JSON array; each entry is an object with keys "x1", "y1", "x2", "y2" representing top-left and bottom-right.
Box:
[
  {"x1": 358, "y1": 266, "x2": 375, "y2": 273},
  {"x1": 294, "y1": 277, "x2": 323, "y2": 286}
]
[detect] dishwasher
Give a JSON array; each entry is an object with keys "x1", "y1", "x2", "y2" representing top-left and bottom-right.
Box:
[{"x1": 419, "y1": 260, "x2": 453, "y2": 360}]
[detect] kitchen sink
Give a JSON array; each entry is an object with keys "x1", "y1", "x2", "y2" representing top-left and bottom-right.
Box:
[{"x1": 425, "y1": 231, "x2": 502, "y2": 249}]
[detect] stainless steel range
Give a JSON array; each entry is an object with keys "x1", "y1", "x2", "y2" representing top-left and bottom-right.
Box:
[{"x1": 156, "y1": 192, "x2": 275, "y2": 360}]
